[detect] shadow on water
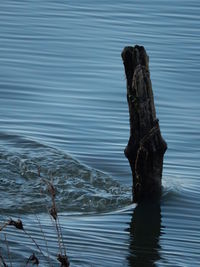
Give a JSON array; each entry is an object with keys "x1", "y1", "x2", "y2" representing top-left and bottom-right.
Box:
[{"x1": 127, "y1": 202, "x2": 162, "y2": 267}]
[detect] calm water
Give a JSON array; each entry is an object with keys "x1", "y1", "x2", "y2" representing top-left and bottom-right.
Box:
[{"x1": 0, "y1": 0, "x2": 200, "y2": 266}]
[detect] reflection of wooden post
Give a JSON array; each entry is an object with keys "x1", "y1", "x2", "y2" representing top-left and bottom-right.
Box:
[
  {"x1": 121, "y1": 45, "x2": 167, "y2": 203},
  {"x1": 128, "y1": 203, "x2": 161, "y2": 266}
]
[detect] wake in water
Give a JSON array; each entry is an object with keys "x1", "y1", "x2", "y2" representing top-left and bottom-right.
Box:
[{"x1": 0, "y1": 133, "x2": 132, "y2": 215}]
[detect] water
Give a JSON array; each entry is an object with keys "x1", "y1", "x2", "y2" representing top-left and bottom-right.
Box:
[{"x1": 0, "y1": 0, "x2": 200, "y2": 266}]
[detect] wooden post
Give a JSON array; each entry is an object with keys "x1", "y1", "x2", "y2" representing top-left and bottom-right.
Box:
[{"x1": 121, "y1": 45, "x2": 167, "y2": 203}]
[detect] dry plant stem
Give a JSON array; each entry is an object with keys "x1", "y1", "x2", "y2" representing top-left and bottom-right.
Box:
[
  {"x1": 0, "y1": 253, "x2": 8, "y2": 267},
  {"x1": 34, "y1": 214, "x2": 52, "y2": 267},
  {"x1": 0, "y1": 180, "x2": 69, "y2": 266},
  {"x1": 49, "y1": 196, "x2": 66, "y2": 256},
  {"x1": 57, "y1": 216, "x2": 67, "y2": 256},
  {"x1": 48, "y1": 189, "x2": 63, "y2": 255},
  {"x1": 4, "y1": 234, "x2": 12, "y2": 267},
  {"x1": 0, "y1": 223, "x2": 9, "y2": 232},
  {"x1": 121, "y1": 45, "x2": 167, "y2": 203},
  {"x1": 2, "y1": 219, "x2": 47, "y2": 262},
  {"x1": 43, "y1": 179, "x2": 68, "y2": 264},
  {"x1": 49, "y1": 214, "x2": 62, "y2": 255},
  {"x1": 23, "y1": 229, "x2": 46, "y2": 260}
]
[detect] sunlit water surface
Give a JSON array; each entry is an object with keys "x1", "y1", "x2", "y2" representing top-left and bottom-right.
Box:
[{"x1": 0, "y1": 1, "x2": 200, "y2": 266}]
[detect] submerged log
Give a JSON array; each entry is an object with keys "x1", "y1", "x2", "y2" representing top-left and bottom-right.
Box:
[{"x1": 121, "y1": 45, "x2": 167, "y2": 203}]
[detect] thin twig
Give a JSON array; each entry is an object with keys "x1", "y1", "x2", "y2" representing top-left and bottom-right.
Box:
[
  {"x1": 0, "y1": 252, "x2": 8, "y2": 267},
  {"x1": 48, "y1": 207, "x2": 63, "y2": 255},
  {"x1": 4, "y1": 234, "x2": 12, "y2": 267},
  {"x1": 0, "y1": 222, "x2": 9, "y2": 232},
  {"x1": 43, "y1": 179, "x2": 63, "y2": 254},
  {"x1": 23, "y1": 229, "x2": 46, "y2": 259},
  {"x1": 57, "y1": 216, "x2": 67, "y2": 256},
  {"x1": 42, "y1": 178, "x2": 70, "y2": 266},
  {"x1": 34, "y1": 213, "x2": 52, "y2": 267}
]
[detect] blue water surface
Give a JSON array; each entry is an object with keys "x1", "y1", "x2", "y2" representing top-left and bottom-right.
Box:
[{"x1": 0, "y1": 1, "x2": 200, "y2": 266}]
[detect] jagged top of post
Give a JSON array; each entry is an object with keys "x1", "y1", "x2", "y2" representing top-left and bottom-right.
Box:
[{"x1": 121, "y1": 45, "x2": 149, "y2": 84}]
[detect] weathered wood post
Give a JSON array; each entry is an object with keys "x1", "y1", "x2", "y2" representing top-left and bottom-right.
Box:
[{"x1": 121, "y1": 45, "x2": 167, "y2": 203}]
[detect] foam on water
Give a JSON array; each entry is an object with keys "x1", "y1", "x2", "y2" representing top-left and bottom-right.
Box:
[{"x1": 0, "y1": 133, "x2": 131, "y2": 215}]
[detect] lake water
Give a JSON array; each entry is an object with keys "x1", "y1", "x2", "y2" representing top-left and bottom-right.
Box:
[{"x1": 0, "y1": 0, "x2": 200, "y2": 266}]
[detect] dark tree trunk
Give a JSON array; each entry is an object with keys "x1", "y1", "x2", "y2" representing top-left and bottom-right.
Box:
[{"x1": 121, "y1": 45, "x2": 167, "y2": 203}]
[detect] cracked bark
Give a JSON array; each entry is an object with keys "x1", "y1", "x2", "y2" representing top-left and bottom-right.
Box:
[{"x1": 121, "y1": 45, "x2": 167, "y2": 203}]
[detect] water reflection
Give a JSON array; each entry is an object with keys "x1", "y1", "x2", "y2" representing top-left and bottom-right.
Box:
[{"x1": 127, "y1": 202, "x2": 162, "y2": 267}]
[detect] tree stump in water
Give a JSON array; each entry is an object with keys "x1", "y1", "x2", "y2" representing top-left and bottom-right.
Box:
[{"x1": 121, "y1": 45, "x2": 167, "y2": 203}]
